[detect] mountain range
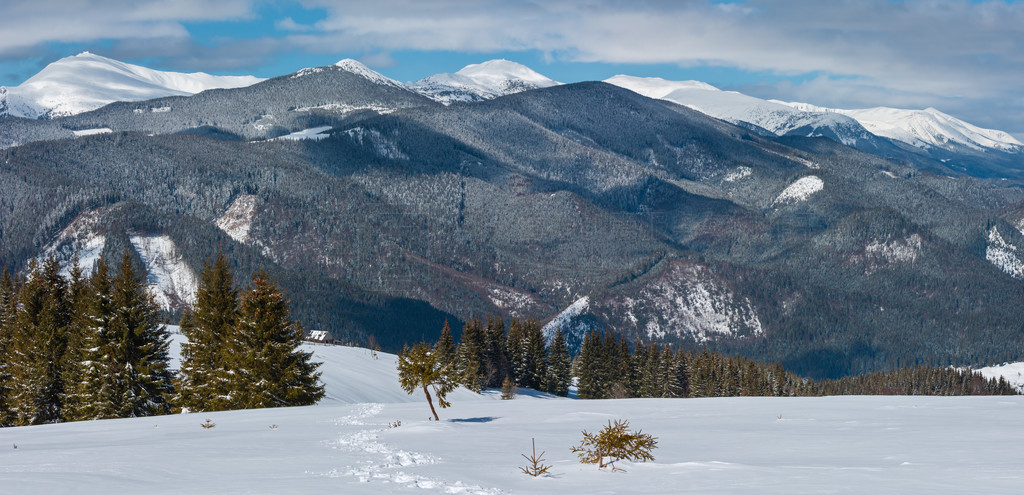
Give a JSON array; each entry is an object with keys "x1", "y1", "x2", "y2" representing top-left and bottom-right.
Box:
[{"x1": 3, "y1": 53, "x2": 1024, "y2": 378}]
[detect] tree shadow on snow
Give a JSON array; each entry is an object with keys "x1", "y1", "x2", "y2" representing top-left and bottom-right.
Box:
[{"x1": 448, "y1": 416, "x2": 499, "y2": 423}]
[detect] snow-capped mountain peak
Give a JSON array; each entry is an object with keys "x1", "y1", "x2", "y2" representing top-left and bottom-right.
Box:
[
  {"x1": 604, "y1": 74, "x2": 719, "y2": 99},
  {"x1": 454, "y1": 59, "x2": 559, "y2": 88},
  {"x1": 407, "y1": 59, "x2": 560, "y2": 104},
  {"x1": 0, "y1": 51, "x2": 264, "y2": 119},
  {"x1": 333, "y1": 58, "x2": 404, "y2": 88}
]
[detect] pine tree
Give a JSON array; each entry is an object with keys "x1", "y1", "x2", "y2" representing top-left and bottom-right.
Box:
[
  {"x1": 398, "y1": 342, "x2": 456, "y2": 421},
  {"x1": 542, "y1": 328, "x2": 571, "y2": 397},
  {"x1": 105, "y1": 250, "x2": 175, "y2": 418},
  {"x1": 227, "y1": 269, "x2": 324, "y2": 409},
  {"x1": 175, "y1": 253, "x2": 238, "y2": 412}
]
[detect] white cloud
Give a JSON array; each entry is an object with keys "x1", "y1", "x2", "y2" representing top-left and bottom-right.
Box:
[{"x1": 0, "y1": 0, "x2": 255, "y2": 56}]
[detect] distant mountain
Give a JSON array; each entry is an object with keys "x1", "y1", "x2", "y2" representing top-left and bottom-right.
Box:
[
  {"x1": 407, "y1": 59, "x2": 560, "y2": 104},
  {"x1": 606, "y1": 75, "x2": 1024, "y2": 157},
  {"x1": 605, "y1": 75, "x2": 876, "y2": 147},
  {"x1": 774, "y1": 102, "x2": 1024, "y2": 153},
  {"x1": 0, "y1": 58, "x2": 436, "y2": 148},
  {"x1": 0, "y1": 52, "x2": 264, "y2": 119}
]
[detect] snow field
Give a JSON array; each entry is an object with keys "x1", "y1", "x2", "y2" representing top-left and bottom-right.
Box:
[{"x1": 4, "y1": 340, "x2": 1024, "y2": 494}]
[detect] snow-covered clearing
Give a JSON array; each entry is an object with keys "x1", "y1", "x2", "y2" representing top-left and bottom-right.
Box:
[
  {"x1": 274, "y1": 126, "x2": 333, "y2": 141},
  {"x1": 4, "y1": 339, "x2": 1024, "y2": 494},
  {"x1": 773, "y1": 176, "x2": 823, "y2": 205}
]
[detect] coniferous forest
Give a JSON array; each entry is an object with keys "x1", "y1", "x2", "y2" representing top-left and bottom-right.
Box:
[
  {"x1": 420, "y1": 321, "x2": 1016, "y2": 401},
  {"x1": 0, "y1": 252, "x2": 323, "y2": 427}
]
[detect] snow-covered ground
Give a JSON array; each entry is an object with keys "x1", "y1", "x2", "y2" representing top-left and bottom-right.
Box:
[{"x1": 4, "y1": 339, "x2": 1024, "y2": 494}]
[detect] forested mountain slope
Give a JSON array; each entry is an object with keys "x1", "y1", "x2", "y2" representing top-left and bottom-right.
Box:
[{"x1": 3, "y1": 67, "x2": 1024, "y2": 378}]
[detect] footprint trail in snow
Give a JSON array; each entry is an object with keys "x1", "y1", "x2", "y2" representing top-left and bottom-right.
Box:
[{"x1": 320, "y1": 403, "x2": 505, "y2": 494}]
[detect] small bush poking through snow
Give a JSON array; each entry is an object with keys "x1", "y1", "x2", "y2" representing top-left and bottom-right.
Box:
[
  {"x1": 571, "y1": 419, "x2": 657, "y2": 471},
  {"x1": 520, "y1": 438, "x2": 552, "y2": 477},
  {"x1": 200, "y1": 419, "x2": 216, "y2": 429}
]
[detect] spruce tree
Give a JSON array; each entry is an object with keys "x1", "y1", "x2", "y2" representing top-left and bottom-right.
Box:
[
  {"x1": 7, "y1": 258, "x2": 71, "y2": 425},
  {"x1": 576, "y1": 331, "x2": 604, "y2": 399},
  {"x1": 542, "y1": 328, "x2": 571, "y2": 397},
  {"x1": 106, "y1": 250, "x2": 175, "y2": 417},
  {"x1": 520, "y1": 320, "x2": 547, "y2": 390},
  {"x1": 434, "y1": 321, "x2": 457, "y2": 370},
  {"x1": 66, "y1": 257, "x2": 116, "y2": 421},
  {"x1": 175, "y1": 253, "x2": 238, "y2": 412},
  {"x1": 0, "y1": 269, "x2": 15, "y2": 426},
  {"x1": 482, "y1": 316, "x2": 508, "y2": 388},
  {"x1": 456, "y1": 318, "x2": 484, "y2": 392},
  {"x1": 505, "y1": 318, "x2": 526, "y2": 385},
  {"x1": 227, "y1": 269, "x2": 324, "y2": 409}
]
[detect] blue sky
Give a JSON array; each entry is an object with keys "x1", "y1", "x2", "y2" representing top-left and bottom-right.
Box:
[{"x1": 2, "y1": 0, "x2": 1024, "y2": 138}]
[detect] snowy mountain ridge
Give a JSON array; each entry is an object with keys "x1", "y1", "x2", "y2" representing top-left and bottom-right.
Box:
[
  {"x1": 0, "y1": 52, "x2": 264, "y2": 119},
  {"x1": 407, "y1": 59, "x2": 561, "y2": 104},
  {"x1": 607, "y1": 75, "x2": 1022, "y2": 154},
  {"x1": 771, "y1": 101, "x2": 1024, "y2": 152}
]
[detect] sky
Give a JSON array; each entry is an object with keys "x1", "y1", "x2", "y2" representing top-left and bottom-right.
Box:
[{"x1": 1, "y1": 0, "x2": 1023, "y2": 139}]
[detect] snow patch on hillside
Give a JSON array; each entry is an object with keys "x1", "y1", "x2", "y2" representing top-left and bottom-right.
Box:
[
  {"x1": 542, "y1": 296, "x2": 590, "y2": 341},
  {"x1": 985, "y1": 227, "x2": 1024, "y2": 279},
  {"x1": 40, "y1": 208, "x2": 108, "y2": 277},
  {"x1": 215, "y1": 194, "x2": 258, "y2": 244},
  {"x1": 486, "y1": 286, "x2": 543, "y2": 319},
  {"x1": 975, "y1": 362, "x2": 1024, "y2": 392},
  {"x1": 858, "y1": 234, "x2": 923, "y2": 275},
  {"x1": 275, "y1": 126, "x2": 332, "y2": 141},
  {"x1": 129, "y1": 235, "x2": 197, "y2": 309},
  {"x1": 773, "y1": 176, "x2": 823, "y2": 205},
  {"x1": 621, "y1": 263, "x2": 762, "y2": 342},
  {"x1": 72, "y1": 128, "x2": 112, "y2": 137},
  {"x1": 722, "y1": 166, "x2": 752, "y2": 182}
]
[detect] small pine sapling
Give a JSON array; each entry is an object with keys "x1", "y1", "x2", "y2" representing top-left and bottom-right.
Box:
[
  {"x1": 520, "y1": 438, "x2": 552, "y2": 477},
  {"x1": 571, "y1": 419, "x2": 657, "y2": 471}
]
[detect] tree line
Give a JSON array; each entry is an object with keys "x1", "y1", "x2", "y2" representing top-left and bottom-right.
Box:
[
  {"x1": 0, "y1": 252, "x2": 322, "y2": 427},
  {"x1": 430, "y1": 317, "x2": 573, "y2": 398},
  {"x1": 573, "y1": 330, "x2": 1017, "y2": 398},
  {"x1": 417, "y1": 323, "x2": 1017, "y2": 399}
]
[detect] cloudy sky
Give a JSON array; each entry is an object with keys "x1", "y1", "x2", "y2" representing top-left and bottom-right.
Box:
[{"x1": 2, "y1": 0, "x2": 1023, "y2": 138}]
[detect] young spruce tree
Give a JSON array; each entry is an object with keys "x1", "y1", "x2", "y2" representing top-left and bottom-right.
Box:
[
  {"x1": 227, "y1": 269, "x2": 324, "y2": 409},
  {"x1": 105, "y1": 250, "x2": 175, "y2": 418},
  {"x1": 175, "y1": 253, "x2": 238, "y2": 412}
]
